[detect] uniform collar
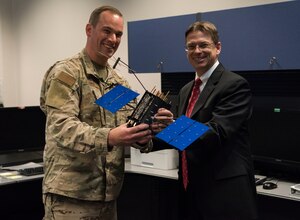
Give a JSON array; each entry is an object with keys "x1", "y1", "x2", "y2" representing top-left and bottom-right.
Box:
[{"x1": 81, "y1": 49, "x2": 109, "y2": 81}]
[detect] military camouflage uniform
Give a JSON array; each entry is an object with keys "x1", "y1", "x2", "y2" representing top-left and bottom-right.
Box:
[{"x1": 40, "y1": 49, "x2": 151, "y2": 218}]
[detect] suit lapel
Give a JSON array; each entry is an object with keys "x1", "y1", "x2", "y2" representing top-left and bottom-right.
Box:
[
  {"x1": 178, "y1": 80, "x2": 194, "y2": 116},
  {"x1": 189, "y1": 65, "x2": 224, "y2": 118}
]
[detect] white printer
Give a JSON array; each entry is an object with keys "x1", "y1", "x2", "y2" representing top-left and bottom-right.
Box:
[{"x1": 130, "y1": 147, "x2": 178, "y2": 170}]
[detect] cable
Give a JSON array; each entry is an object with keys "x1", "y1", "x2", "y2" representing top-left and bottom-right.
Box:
[{"x1": 111, "y1": 56, "x2": 147, "y2": 91}]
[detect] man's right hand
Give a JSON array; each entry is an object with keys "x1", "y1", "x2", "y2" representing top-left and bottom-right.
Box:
[
  {"x1": 108, "y1": 123, "x2": 152, "y2": 147},
  {"x1": 151, "y1": 108, "x2": 174, "y2": 133}
]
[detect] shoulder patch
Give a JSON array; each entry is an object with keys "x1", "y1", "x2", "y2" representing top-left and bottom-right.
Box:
[{"x1": 57, "y1": 72, "x2": 76, "y2": 87}]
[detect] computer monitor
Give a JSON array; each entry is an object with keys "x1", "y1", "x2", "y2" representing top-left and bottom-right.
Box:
[
  {"x1": 0, "y1": 106, "x2": 46, "y2": 154},
  {"x1": 249, "y1": 100, "x2": 300, "y2": 177},
  {"x1": 237, "y1": 69, "x2": 300, "y2": 178}
]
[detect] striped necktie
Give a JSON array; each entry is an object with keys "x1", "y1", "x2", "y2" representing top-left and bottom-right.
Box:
[{"x1": 182, "y1": 78, "x2": 202, "y2": 190}]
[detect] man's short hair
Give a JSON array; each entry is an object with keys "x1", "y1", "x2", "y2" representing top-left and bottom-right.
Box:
[
  {"x1": 185, "y1": 21, "x2": 219, "y2": 44},
  {"x1": 89, "y1": 6, "x2": 123, "y2": 27}
]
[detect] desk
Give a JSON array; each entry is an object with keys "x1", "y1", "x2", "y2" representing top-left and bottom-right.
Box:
[
  {"x1": 125, "y1": 159, "x2": 300, "y2": 201},
  {"x1": 0, "y1": 171, "x2": 44, "y2": 219},
  {"x1": 0, "y1": 171, "x2": 43, "y2": 185},
  {"x1": 118, "y1": 159, "x2": 300, "y2": 220},
  {"x1": 1, "y1": 160, "x2": 299, "y2": 220},
  {"x1": 256, "y1": 178, "x2": 300, "y2": 201},
  {"x1": 255, "y1": 177, "x2": 300, "y2": 220},
  {"x1": 119, "y1": 160, "x2": 179, "y2": 220}
]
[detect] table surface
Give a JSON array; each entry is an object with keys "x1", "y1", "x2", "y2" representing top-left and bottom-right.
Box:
[
  {"x1": 125, "y1": 158, "x2": 300, "y2": 201},
  {"x1": 1, "y1": 159, "x2": 299, "y2": 202}
]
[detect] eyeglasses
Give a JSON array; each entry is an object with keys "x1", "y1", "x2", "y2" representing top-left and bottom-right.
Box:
[{"x1": 185, "y1": 42, "x2": 215, "y2": 52}]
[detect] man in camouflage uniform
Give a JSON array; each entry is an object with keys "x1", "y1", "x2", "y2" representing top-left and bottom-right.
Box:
[{"x1": 40, "y1": 6, "x2": 153, "y2": 220}]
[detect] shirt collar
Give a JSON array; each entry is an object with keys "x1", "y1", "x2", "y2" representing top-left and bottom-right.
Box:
[{"x1": 196, "y1": 60, "x2": 219, "y2": 84}]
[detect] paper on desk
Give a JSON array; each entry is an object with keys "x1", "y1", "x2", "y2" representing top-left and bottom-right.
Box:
[
  {"x1": 1, "y1": 173, "x2": 23, "y2": 179},
  {"x1": 2, "y1": 162, "x2": 43, "y2": 171},
  {"x1": 0, "y1": 171, "x2": 23, "y2": 179}
]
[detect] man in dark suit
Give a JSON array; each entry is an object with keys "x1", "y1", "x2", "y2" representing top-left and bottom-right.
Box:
[{"x1": 153, "y1": 21, "x2": 258, "y2": 220}]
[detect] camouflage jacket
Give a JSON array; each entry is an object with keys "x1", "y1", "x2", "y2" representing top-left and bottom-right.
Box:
[{"x1": 40, "y1": 49, "x2": 151, "y2": 201}]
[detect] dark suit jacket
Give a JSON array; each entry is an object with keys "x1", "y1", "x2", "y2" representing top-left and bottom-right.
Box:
[{"x1": 173, "y1": 64, "x2": 258, "y2": 219}]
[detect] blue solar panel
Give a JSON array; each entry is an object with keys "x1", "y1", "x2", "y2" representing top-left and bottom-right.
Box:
[
  {"x1": 155, "y1": 115, "x2": 210, "y2": 151},
  {"x1": 95, "y1": 84, "x2": 139, "y2": 113}
]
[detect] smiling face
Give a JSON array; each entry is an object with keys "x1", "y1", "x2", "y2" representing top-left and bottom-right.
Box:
[
  {"x1": 85, "y1": 10, "x2": 124, "y2": 66},
  {"x1": 185, "y1": 30, "x2": 221, "y2": 76}
]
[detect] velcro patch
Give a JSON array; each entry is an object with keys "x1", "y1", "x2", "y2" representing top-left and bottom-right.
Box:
[{"x1": 57, "y1": 72, "x2": 76, "y2": 87}]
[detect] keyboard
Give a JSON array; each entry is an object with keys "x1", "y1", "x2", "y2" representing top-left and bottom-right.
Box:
[{"x1": 18, "y1": 166, "x2": 44, "y2": 176}]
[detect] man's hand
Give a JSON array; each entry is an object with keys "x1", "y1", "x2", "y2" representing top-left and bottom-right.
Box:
[
  {"x1": 151, "y1": 108, "x2": 174, "y2": 133},
  {"x1": 108, "y1": 123, "x2": 152, "y2": 147}
]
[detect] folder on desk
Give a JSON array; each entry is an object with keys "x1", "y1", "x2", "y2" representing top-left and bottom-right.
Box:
[
  {"x1": 95, "y1": 84, "x2": 139, "y2": 113},
  {"x1": 155, "y1": 115, "x2": 210, "y2": 151}
]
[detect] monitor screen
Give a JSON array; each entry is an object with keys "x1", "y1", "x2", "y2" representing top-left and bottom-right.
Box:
[
  {"x1": 0, "y1": 106, "x2": 46, "y2": 153},
  {"x1": 240, "y1": 69, "x2": 300, "y2": 178},
  {"x1": 249, "y1": 101, "x2": 300, "y2": 176}
]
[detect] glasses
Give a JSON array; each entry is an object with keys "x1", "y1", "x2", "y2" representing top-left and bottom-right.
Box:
[{"x1": 185, "y1": 42, "x2": 215, "y2": 52}]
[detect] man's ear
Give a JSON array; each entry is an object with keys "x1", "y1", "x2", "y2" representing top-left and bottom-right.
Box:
[
  {"x1": 216, "y1": 42, "x2": 221, "y2": 55},
  {"x1": 86, "y1": 23, "x2": 92, "y2": 37}
]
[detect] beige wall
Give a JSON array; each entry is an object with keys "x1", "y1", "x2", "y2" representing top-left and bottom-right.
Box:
[{"x1": 0, "y1": 0, "x2": 290, "y2": 107}]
